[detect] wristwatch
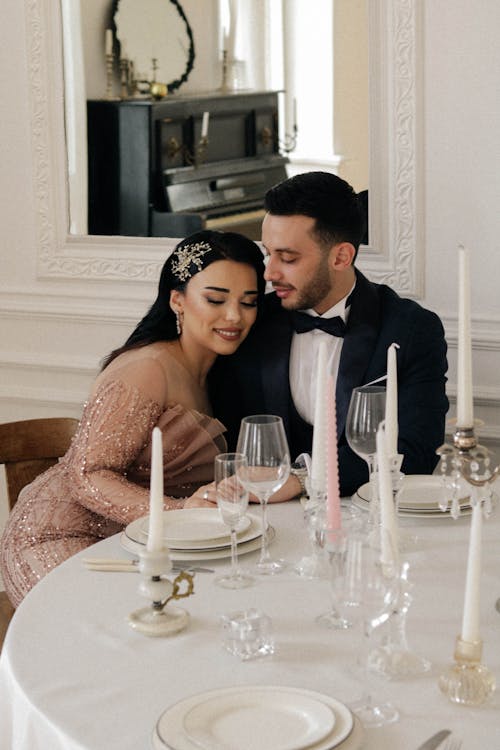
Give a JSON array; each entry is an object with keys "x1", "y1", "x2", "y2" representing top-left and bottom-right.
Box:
[{"x1": 290, "y1": 464, "x2": 309, "y2": 498}]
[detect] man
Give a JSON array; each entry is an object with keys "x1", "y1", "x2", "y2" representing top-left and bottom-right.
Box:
[{"x1": 209, "y1": 172, "x2": 448, "y2": 497}]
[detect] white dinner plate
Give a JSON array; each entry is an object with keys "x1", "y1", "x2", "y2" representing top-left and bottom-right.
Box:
[
  {"x1": 182, "y1": 689, "x2": 335, "y2": 750},
  {"x1": 120, "y1": 523, "x2": 270, "y2": 562},
  {"x1": 153, "y1": 686, "x2": 360, "y2": 750},
  {"x1": 125, "y1": 512, "x2": 262, "y2": 552},
  {"x1": 139, "y1": 508, "x2": 251, "y2": 544},
  {"x1": 137, "y1": 511, "x2": 252, "y2": 549},
  {"x1": 354, "y1": 475, "x2": 472, "y2": 517}
]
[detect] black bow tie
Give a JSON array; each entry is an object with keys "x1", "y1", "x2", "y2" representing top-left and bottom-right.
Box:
[{"x1": 290, "y1": 311, "x2": 347, "y2": 338}]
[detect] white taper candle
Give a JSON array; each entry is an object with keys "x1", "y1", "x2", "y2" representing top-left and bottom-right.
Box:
[
  {"x1": 147, "y1": 427, "x2": 164, "y2": 552},
  {"x1": 461, "y1": 498, "x2": 482, "y2": 643},
  {"x1": 105, "y1": 29, "x2": 113, "y2": 56},
  {"x1": 457, "y1": 245, "x2": 474, "y2": 428},
  {"x1": 385, "y1": 343, "x2": 399, "y2": 456},
  {"x1": 377, "y1": 423, "x2": 399, "y2": 569}
]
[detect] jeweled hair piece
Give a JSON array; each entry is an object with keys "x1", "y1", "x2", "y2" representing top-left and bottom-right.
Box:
[{"x1": 170, "y1": 240, "x2": 212, "y2": 282}]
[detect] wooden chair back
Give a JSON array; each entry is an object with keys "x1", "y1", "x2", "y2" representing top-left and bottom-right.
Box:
[{"x1": 0, "y1": 417, "x2": 79, "y2": 511}]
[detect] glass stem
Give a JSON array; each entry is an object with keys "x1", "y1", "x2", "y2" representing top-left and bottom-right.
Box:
[
  {"x1": 230, "y1": 527, "x2": 238, "y2": 576},
  {"x1": 366, "y1": 455, "x2": 379, "y2": 529},
  {"x1": 259, "y1": 495, "x2": 271, "y2": 563}
]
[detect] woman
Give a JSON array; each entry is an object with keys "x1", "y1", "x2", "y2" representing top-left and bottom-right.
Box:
[{"x1": 0, "y1": 231, "x2": 267, "y2": 607}]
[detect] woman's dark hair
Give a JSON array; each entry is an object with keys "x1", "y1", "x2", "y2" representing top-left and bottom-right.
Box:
[
  {"x1": 101, "y1": 230, "x2": 265, "y2": 370},
  {"x1": 264, "y1": 171, "x2": 365, "y2": 260}
]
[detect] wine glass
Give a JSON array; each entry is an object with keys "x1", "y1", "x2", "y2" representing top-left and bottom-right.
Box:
[
  {"x1": 214, "y1": 453, "x2": 254, "y2": 589},
  {"x1": 236, "y1": 415, "x2": 291, "y2": 574},
  {"x1": 346, "y1": 385, "x2": 386, "y2": 529},
  {"x1": 333, "y1": 530, "x2": 399, "y2": 727}
]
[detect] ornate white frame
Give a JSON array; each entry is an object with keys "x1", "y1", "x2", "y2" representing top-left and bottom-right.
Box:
[{"x1": 28, "y1": 0, "x2": 423, "y2": 296}]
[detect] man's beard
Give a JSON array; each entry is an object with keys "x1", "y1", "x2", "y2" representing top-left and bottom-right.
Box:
[{"x1": 283, "y1": 255, "x2": 332, "y2": 311}]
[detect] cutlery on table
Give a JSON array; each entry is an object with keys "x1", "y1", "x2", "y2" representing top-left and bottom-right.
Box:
[
  {"x1": 82, "y1": 558, "x2": 214, "y2": 573},
  {"x1": 416, "y1": 730, "x2": 451, "y2": 750}
]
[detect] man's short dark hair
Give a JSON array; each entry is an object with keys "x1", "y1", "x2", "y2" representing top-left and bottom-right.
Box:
[{"x1": 264, "y1": 171, "x2": 365, "y2": 258}]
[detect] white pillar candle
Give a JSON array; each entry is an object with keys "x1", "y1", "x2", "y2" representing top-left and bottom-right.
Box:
[
  {"x1": 326, "y1": 373, "x2": 341, "y2": 530},
  {"x1": 147, "y1": 427, "x2": 164, "y2": 553},
  {"x1": 385, "y1": 343, "x2": 399, "y2": 457},
  {"x1": 105, "y1": 28, "x2": 113, "y2": 57},
  {"x1": 201, "y1": 111, "x2": 210, "y2": 139},
  {"x1": 461, "y1": 499, "x2": 482, "y2": 642},
  {"x1": 310, "y1": 340, "x2": 329, "y2": 494},
  {"x1": 457, "y1": 245, "x2": 474, "y2": 428},
  {"x1": 377, "y1": 424, "x2": 399, "y2": 569}
]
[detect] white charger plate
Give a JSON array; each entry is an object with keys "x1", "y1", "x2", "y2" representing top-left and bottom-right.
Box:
[
  {"x1": 153, "y1": 686, "x2": 360, "y2": 750},
  {"x1": 354, "y1": 475, "x2": 472, "y2": 517},
  {"x1": 125, "y1": 512, "x2": 262, "y2": 552},
  {"x1": 120, "y1": 521, "x2": 270, "y2": 562}
]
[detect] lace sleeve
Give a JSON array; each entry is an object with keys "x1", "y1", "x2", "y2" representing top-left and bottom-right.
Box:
[{"x1": 68, "y1": 377, "x2": 184, "y2": 525}]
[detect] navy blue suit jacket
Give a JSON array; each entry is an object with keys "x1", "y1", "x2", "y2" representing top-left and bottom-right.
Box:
[{"x1": 209, "y1": 270, "x2": 449, "y2": 497}]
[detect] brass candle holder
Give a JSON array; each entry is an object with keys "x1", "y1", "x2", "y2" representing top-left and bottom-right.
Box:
[
  {"x1": 128, "y1": 548, "x2": 194, "y2": 637},
  {"x1": 436, "y1": 422, "x2": 497, "y2": 705}
]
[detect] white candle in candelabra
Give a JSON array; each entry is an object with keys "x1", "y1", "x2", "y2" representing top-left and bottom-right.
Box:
[
  {"x1": 227, "y1": 0, "x2": 238, "y2": 58},
  {"x1": 461, "y1": 499, "x2": 482, "y2": 643},
  {"x1": 385, "y1": 342, "x2": 399, "y2": 456},
  {"x1": 310, "y1": 340, "x2": 329, "y2": 494},
  {"x1": 457, "y1": 245, "x2": 474, "y2": 428},
  {"x1": 147, "y1": 427, "x2": 164, "y2": 552},
  {"x1": 377, "y1": 424, "x2": 399, "y2": 568},
  {"x1": 105, "y1": 29, "x2": 113, "y2": 57},
  {"x1": 201, "y1": 111, "x2": 210, "y2": 139},
  {"x1": 326, "y1": 373, "x2": 341, "y2": 530}
]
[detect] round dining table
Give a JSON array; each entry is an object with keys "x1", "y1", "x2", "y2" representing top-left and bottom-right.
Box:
[{"x1": 0, "y1": 494, "x2": 499, "y2": 750}]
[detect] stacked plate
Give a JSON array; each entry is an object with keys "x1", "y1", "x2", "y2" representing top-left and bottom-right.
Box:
[
  {"x1": 152, "y1": 686, "x2": 364, "y2": 750},
  {"x1": 353, "y1": 474, "x2": 472, "y2": 518},
  {"x1": 121, "y1": 508, "x2": 265, "y2": 562}
]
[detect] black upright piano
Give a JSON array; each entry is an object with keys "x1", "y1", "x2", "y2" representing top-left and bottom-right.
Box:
[{"x1": 87, "y1": 90, "x2": 289, "y2": 240}]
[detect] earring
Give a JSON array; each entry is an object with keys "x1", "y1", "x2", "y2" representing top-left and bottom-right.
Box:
[{"x1": 175, "y1": 310, "x2": 182, "y2": 336}]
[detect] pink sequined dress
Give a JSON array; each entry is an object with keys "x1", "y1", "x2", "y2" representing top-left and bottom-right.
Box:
[{"x1": 0, "y1": 380, "x2": 226, "y2": 607}]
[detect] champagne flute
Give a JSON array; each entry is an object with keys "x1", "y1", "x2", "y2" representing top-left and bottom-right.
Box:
[
  {"x1": 214, "y1": 452, "x2": 254, "y2": 589},
  {"x1": 236, "y1": 415, "x2": 290, "y2": 574},
  {"x1": 333, "y1": 530, "x2": 399, "y2": 727},
  {"x1": 346, "y1": 385, "x2": 386, "y2": 528}
]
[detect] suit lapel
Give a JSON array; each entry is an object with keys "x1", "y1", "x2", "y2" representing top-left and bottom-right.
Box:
[
  {"x1": 257, "y1": 304, "x2": 294, "y2": 434},
  {"x1": 336, "y1": 270, "x2": 381, "y2": 437}
]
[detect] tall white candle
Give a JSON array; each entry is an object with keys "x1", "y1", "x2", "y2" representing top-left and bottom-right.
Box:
[
  {"x1": 457, "y1": 245, "x2": 474, "y2": 428},
  {"x1": 227, "y1": 0, "x2": 238, "y2": 58},
  {"x1": 310, "y1": 340, "x2": 329, "y2": 494},
  {"x1": 105, "y1": 28, "x2": 113, "y2": 57},
  {"x1": 326, "y1": 373, "x2": 341, "y2": 530},
  {"x1": 377, "y1": 424, "x2": 399, "y2": 569},
  {"x1": 201, "y1": 111, "x2": 210, "y2": 139},
  {"x1": 147, "y1": 427, "x2": 164, "y2": 552},
  {"x1": 461, "y1": 499, "x2": 482, "y2": 642},
  {"x1": 385, "y1": 343, "x2": 399, "y2": 456}
]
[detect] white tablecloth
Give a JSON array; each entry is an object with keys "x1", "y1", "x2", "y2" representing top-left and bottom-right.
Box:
[{"x1": 0, "y1": 499, "x2": 499, "y2": 750}]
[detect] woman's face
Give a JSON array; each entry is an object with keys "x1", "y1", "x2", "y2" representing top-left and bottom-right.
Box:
[{"x1": 170, "y1": 259, "x2": 259, "y2": 356}]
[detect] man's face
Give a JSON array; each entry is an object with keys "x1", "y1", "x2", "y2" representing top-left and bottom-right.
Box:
[{"x1": 262, "y1": 213, "x2": 335, "y2": 313}]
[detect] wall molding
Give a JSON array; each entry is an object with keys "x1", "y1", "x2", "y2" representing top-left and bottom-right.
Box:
[{"x1": 27, "y1": 0, "x2": 423, "y2": 298}]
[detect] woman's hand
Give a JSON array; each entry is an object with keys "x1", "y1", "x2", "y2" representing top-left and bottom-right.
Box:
[
  {"x1": 184, "y1": 483, "x2": 217, "y2": 508},
  {"x1": 267, "y1": 474, "x2": 303, "y2": 503}
]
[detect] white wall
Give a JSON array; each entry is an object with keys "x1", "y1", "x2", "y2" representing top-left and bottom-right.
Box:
[{"x1": 1, "y1": 1, "x2": 500, "y2": 537}]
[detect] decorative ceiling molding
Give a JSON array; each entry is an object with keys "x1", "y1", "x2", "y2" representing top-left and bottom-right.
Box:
[{"x1": 27, "y1": 0, "x2": 423, "y2": 297}]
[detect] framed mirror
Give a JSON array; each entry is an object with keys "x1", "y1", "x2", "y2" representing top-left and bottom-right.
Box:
[
  {"x1": 113, "y1": 0, "x2": 195, "y2": 92},
  {"x1": 28, "y1": 0, "x2": 423, "y2": 299}
]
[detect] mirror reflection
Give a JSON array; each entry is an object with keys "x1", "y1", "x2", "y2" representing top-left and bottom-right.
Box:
[
  {"x1": 113, "y1": 0, "x2": 195, "y2": 93},
  {"x1": 70, "y1": 1, "x2": 369, "y2": 241}
]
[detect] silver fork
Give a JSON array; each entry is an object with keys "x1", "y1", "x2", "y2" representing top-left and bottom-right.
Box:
[{"x1": 441, "y1": 736, "x2": 462, "y2": 750}]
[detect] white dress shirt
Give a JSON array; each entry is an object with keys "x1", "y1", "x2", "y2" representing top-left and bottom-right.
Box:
[{"x1": 290, "y1": 284, "x2": 355, "y2": 424}]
